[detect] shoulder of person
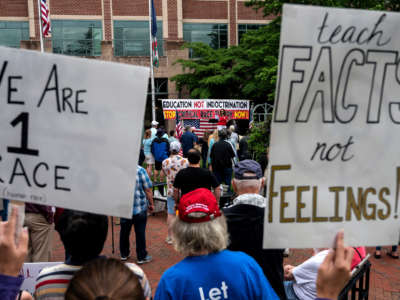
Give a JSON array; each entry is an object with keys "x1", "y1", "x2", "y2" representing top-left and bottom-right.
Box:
[
  {"x1": 231, "y1": 250, "x2": 266, "y2": 272},
  {"x1": 137, "y1": 165, "x2": 147, "y2": 174},
  {"x1": 37, "y1": 263, "x2": 80, "y2": 280},
  {"x1": 125, "y1": 262, "x2": 145, "y2": 278},
  {"x1": 204, "y1": 168, "x2": 214, "y2": 175},
  {"x1": 175, "y1": 168, "x2": 186, "y2": 177},
  {"x1": 158, "y1": 259, "x2": 186, "y2": 280},
  {"x1": 221, "y1": 205, "x2": 232, "y2": 215}
]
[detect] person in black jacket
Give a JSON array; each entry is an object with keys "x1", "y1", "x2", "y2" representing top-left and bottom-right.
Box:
[
  {"x1": 151, "y1": 129, "x2": 170, "y2": 182},
  {"x1": 238, "y1": 134, "x2": 251, "y2": 161},
  {"x1": 210, "y1": 129, "x2": 235, "y2": 189},
  {"x1": 222, "y1": 160, "x2": 286, "y2": 300}
]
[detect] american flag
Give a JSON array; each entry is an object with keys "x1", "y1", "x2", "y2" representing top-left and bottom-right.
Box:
[
  {"x1": 175, "y1": 113, "x2": 183, "y2": 139},
  {"x1": 40, "y1": 0, "x2": 51, "y2": 37},
  {"x1": 183, "y1": 119, "x2": 218, "y2": 139}
]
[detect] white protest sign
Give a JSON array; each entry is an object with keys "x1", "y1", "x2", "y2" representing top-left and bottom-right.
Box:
[
  {"x1": 0, "y1": 46, "x2": 149, "y2": 218},
  {"x1": 264, "y1": 5, "x2": 400, "y2": 248},
  {"x1": 20, "y1": 262, "x2": 61, "y2": 294}
]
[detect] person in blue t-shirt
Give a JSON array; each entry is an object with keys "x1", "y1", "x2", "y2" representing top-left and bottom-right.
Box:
[
  {"x1": 180, "y1": 126, "x2": 198, "y2": 157},
  {"x1": 154, "y1": 188, "x2": 279, "y2": 300}
]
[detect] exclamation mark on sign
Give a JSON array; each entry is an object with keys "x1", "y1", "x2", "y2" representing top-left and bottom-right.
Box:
[{"x1": 395, "y1": 167, "x2": 400, "y2": 219}]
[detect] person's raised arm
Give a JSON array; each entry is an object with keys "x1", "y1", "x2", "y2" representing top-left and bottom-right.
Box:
[
  {"x1": 0, "y1": 207, "x2": 29, "y2": 300},
  {"x1": 316, "y1": 231, "x2": 354, "y2": 300}
]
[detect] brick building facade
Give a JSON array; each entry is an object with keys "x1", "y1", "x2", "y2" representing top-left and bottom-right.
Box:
[{"x1": 0, "y1": 0, "x2": 271, "y2": 123}]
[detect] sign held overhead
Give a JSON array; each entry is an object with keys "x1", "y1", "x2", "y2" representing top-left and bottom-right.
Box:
[
  {"x1": 0, "y1": 46, "x2": 149, "y2": 218},
  {"x1": 265, "y1": 5, "x2": 400, "y2": 248}
]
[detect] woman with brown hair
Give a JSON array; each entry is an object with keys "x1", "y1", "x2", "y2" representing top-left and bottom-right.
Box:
[
  {"x1": 217, "y1": 109, "x2": 229, "y2": 130},
  {"x1": 65, "y1": 258, "x2": 148, "y2": 300}
]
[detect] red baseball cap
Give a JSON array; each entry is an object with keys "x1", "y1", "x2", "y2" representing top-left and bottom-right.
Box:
[{"x1": 178, "y1": 188, "x2": 221, "y2": 223}]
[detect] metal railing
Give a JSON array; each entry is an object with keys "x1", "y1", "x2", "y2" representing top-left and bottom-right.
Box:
[
  {"x1": 113, "y1": 39, "x2": 164, "y2": 57},
  {"x1": 53, "y1": 38, "x2": 102, "y2": 56},
  {"x1": 251, "y1": 102, "x2": 274, "y2": 123},
  {"x1": 338, "y1": 255, "x2": 371, "y2": 300}
]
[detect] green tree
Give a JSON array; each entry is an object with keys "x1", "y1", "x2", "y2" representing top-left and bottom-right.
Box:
[
  {"x1": 245, "y1": 0, "x2": 397, "y2": 16},
  {"x1": 248, "y1": 118, "x2": 272, "y2": 162},
  {"x1": 172, "y1": 20, "x2": 280, "y2": 103},
  {"x1": 173, "y1": 0, "x2": 400, "y2": 103},
  {"x1": 172, "y1": 0, "x2": 400, "y2": 159}
]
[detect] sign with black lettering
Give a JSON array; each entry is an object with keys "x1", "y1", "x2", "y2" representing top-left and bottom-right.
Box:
[
  {"x1": 161, "y1": 99, "x2": 250, "y2": 120},
  {"x1": 0, "y1": 46, "x2": 149, "y2": 218},
  {"x1": 264, "y1": 5, "x2": 400, "y2": 248}
]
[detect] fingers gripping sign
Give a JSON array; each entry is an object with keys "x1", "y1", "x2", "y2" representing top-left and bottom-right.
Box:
[{"x1": 316, "y1": 230, "x2": 354, "y2": 299}]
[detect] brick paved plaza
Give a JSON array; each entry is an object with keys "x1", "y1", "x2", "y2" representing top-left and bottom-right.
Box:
[{"x1": 50, "y1": 213, "x2": 400, "y2": 299}]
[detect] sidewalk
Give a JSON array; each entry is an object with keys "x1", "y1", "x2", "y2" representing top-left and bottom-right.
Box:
[{"x1": 51, "y1": 212, "x2": 400, "y2": 299}]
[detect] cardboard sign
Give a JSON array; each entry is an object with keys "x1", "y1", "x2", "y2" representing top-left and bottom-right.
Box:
[
  {"x1": 162, "y1": 99, "x2": 250, "y2": 120},
  {"x1": 265, "y1": 5, "x2": 400, "y2": 248},
  {"x1": 20, "y1": 262, "x2": 61, "y2": 294},
  {"x1": 0, "y1": 46, "x2": 149, "y2": 218}
]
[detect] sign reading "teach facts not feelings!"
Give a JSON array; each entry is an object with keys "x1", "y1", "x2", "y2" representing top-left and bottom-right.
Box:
[
  {"x1": 0, "y1": 46, "x2": 149, "y2": 218},
  {"x1": 265, "y1": 5, "x2": 400, "y2": 248}
]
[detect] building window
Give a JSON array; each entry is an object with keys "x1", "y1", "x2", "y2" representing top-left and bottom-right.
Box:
[
  {"x1": 114, "y1": 21, "x2": 163, "y2": 57},
  {"x1": 183, "y1": 23, "x2": 227, "y2": 57},
  {"x1": 52, "y1": 20, "x2": 102, "y2": 56},
  {"x1": 238, "y1": 24, "x2": 266, "y2": 44},
  {"x1": 0, "y1": 21, "x2": 29, "y2": 48}
]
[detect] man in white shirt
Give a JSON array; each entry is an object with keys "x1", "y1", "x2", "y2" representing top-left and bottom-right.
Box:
[{"x1": 283, "y1": 250, "x2": 329, "y2": 300}]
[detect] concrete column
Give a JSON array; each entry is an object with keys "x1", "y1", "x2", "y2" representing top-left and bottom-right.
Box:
[
  {"x1": 162, "y1": 0, "x2": 169, "y2": 39},
  {"x1": 27, "y1": 0, "x2": 36, "y2": 38},
  {"x1": 177, "y1": 0, "x2": 183, "y2": 39},
  {"x1": 167, "y1": 0, "x2": 178, "y2": 40},
  {"x1": 100, "y1": 41, "x2": 113, "y2": 61},
  {"x1": 20, "y1": 40, "x2": 40, "y2": 50},
  {"x1": 102, "y1": 0, "x2": 113, "y2": 41},
  {"x1": 229, "y1": 0, "x2": 237, "y2": 46}
]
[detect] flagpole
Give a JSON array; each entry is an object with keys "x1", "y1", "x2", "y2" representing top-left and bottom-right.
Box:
[
  {"x1": 148, "y1": 0, "x2": 156, "y2": 122},
  {"x1": 37, "y1": 0, "x2": 44, "y2": 53}
]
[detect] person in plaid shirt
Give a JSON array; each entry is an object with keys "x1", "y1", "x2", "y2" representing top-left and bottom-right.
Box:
[{"x1": 119, "y1": 166, "x2": 154, "y2": 264}]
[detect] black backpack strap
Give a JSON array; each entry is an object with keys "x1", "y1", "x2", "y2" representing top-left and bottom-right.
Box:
[{"x1": 353, "y1": 247, "x2": 363, "y2": 260}]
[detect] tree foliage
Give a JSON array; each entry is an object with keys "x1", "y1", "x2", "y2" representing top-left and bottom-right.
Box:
[
  {"x1": 248, "y1": 118, "x2": 272, "y2": 162},
  {"x1": 172, "y1": 0, "x2": 400, "y2": 159},
  {"x1": 172, "y1": 20, "x2": 280, "y2": 104},
  {"x1": 172, "y1": 1, "x2": 400, "y2": 104},
  {"x1": 245, "y1": 0, "x2": 400, "y2": 17}
]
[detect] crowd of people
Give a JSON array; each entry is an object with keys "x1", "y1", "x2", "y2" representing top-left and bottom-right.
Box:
[
  {"x1": 1, "y1": 197, "x2": 357, "y2": 300},
  {"x1": 0, "y1": 114, "x2": 378, "y2": 300}
]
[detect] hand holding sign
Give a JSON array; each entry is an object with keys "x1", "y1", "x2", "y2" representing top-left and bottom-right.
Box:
[
  {"x1": 316, "y1": 231, "x2": 354, "y2": 299},
  {"x1": 0, "y1": 207, "x2": 28, "y2": 277}
]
